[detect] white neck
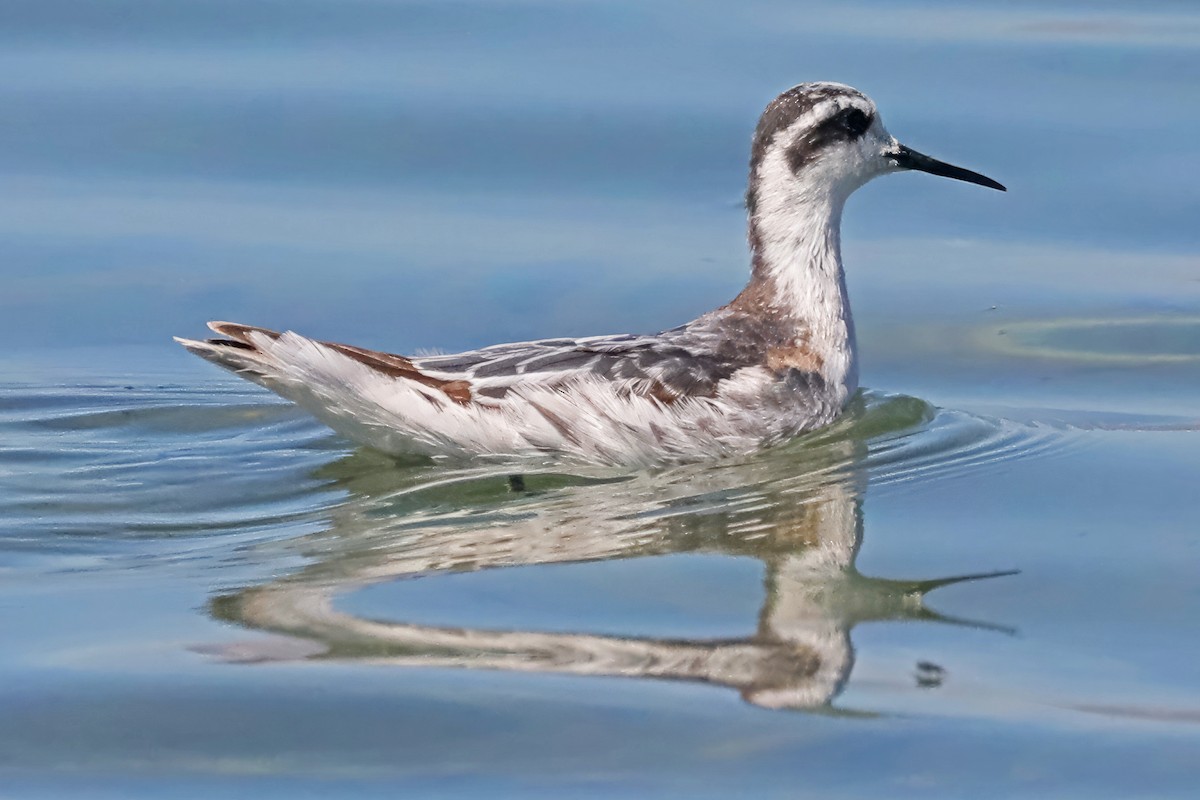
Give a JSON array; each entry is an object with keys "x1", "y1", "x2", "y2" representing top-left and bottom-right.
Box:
[{"x1": 749, "y1": 188, "x2": 859, "y2": 399}]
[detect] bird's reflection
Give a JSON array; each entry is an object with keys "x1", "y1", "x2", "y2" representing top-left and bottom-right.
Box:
[{"x1": 209, "y1": 394, "x2": 1014, "y2": 712}]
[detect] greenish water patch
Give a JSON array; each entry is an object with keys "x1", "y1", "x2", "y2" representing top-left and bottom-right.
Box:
[{"x1": 986, "y1": 316, "x2": 1200, "y2": 364}]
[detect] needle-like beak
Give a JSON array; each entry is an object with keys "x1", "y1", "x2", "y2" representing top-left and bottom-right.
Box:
[{"x1": 888, "y1": 143, "x2": 1006, "y2": 191}]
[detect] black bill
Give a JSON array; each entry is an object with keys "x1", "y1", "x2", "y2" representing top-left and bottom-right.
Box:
[{"x1": 889, "y1": 143, "x2": 1006, "y2": 191}]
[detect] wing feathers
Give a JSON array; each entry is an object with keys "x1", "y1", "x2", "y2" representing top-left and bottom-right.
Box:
[
  {"x1": 200, "y1": 322, "x2": 475, "y2": 405},
  {"x1": 175, "y1": 318, "x2": 820, "y2": 463}
]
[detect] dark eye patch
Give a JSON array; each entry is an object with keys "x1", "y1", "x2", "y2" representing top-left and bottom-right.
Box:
[
  {"x1": 834, "y1": 107, "x2": 872, "y2": 138},
  {"x1": 783, "y1": 106, "x2": 875, "y2": 173}
]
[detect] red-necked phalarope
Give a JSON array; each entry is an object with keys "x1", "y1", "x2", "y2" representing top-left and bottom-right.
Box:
[{"x1": 178, "y1": 82, "x2": 1004, "y2": 465}]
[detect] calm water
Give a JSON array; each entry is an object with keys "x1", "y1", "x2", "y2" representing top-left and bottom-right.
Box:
[{"x1": 2, "y1": 1, "x2": 1199, "y2": 797}]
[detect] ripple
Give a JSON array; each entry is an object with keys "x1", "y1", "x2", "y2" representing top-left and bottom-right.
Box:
[
  {"x1": 864, "y1": 409, "x2": 1072, "y2": 489},
  {"x1": 0, "y1": 384, "x2": 343, "y2": 573},
  {"x1": 274, "y1": 391, "x2": 1076, "y2": 545},
  {"x1": 735, "y1": 392, "x2": 1077, "y2": 494},
  {"x1": 0, "y1": 382, "x2": 1081, "y2": 576},
  {"x1": 30, "y1": 402, "x2": 305, "y2": 434}
]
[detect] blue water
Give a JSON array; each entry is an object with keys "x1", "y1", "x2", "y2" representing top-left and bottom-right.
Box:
[{"x1": 2, "y1": 1, "x2": 1199, "y2": 797}]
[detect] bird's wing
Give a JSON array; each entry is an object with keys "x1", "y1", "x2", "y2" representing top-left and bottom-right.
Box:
[
  {"x1": 176, "y1": 319, "x2": 801, "y2": 462},
  {"x1": 186, "y1": 321, "x2": 750, "y2": 406},
  {"x1": 410, "y1": 328, "x2": 745, "y2": 403}
]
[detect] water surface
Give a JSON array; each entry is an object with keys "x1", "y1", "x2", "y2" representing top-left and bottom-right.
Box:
[{"x1": 1, "y1": 1, "x2": 1198, "y2": 797}]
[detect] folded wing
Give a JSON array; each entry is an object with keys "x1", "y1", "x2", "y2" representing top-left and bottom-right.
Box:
[{"x1": 175, "y1": 320, "x2": 776, "y2": 463}]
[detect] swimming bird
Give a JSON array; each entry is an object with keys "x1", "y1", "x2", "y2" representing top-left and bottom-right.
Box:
[{"x1": 177, "y1": 82, "x2": 1004, "y2": 465}]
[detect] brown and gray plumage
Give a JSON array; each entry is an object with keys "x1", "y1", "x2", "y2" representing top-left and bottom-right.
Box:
[{"x1": 177, "y1": 82, "x2": 1003, "y2": 465}]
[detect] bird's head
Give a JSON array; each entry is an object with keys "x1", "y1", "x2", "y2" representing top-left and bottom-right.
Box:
[{"x1": 747, "y1": 82, "x2": 1004, "y2": 217}]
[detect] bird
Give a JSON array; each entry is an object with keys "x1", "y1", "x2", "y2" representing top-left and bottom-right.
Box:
[{"x1": 177, "y1": 82, "x2": 1004, "y2": 466}]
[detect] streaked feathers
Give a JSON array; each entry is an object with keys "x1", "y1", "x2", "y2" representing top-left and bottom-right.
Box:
[{"x1": 176, "y1": 309, "x2": 841, "y2": 465}]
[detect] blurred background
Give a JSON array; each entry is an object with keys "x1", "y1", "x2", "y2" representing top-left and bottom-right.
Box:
[{"x1": 2, "y1": 0, "x2": 1196, "y2": 365}]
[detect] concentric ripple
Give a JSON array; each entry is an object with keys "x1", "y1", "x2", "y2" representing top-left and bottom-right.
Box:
[
  {"x1": 0, "y1": 381, "x2": 1081, "y2": 576},
  {"x1": 861, "y1": 405, "x2": 1075, "y2": 490}
]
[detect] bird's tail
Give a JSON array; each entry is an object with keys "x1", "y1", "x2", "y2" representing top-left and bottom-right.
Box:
[{"x1": 175, "y1": 322, "x2": 489, "y2": 458}]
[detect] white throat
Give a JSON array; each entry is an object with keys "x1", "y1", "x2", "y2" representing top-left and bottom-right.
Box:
[{"x1": 749, "y1": 163, "x2": 859, "y2": 400}]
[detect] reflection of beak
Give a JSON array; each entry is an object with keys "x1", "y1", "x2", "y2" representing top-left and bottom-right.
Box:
[{"x1": 888, "y1": 143, "x2": 1006, "y2": 191}]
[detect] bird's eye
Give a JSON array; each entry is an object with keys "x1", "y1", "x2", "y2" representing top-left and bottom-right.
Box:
[{"x1": 838, "y1": 108, "x2": 871, "y2": 137}]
